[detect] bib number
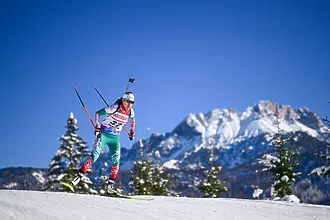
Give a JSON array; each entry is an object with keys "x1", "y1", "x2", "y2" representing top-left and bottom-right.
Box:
[{"x1": 109, "y1": 121, "x2": 123, "y2": 130}]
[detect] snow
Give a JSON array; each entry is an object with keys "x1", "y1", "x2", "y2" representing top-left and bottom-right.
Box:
[
  {"x1": 69, "y1": 112, "x2": 74, "y2": 119},
  {"x1": 55, "y1": 149, "x2": 66, "y2": 156},
  {"x1": 0, "y1": 190, "x2": 329, "y2": 220},
  {"x1": 218, "y1": 120, "x2": 240, "y2": 141},
  {"x1": 311, "y1": 166, "x2": 330, "y2": 176},
  {"x1": 3, "y1": 183, "x2": 18, "y2": 189},
  {"x1": 273, "y1": 195, "x2": 300, "y2": 203},
  {"x1": 163, "y1": 159, "x2": 179, "y2": 170},
  {"x1": 185, "y1": 163, "x2": 203, "y2": 170},
  {"x1": 160, "y1": 136, "x2": 177, "y2": 151},
  {"x1": 154, "y1": 150, "x2": 160, "y2": 158},
  {"x1": 239, "y1": 117, "x2": 278, "y2": 138},
  {"x1": 264, "y1": 134, "x2": 274, "y2": 142},
  {"x1": 253, "y1": 189, "x2": 263, "y2": 198},
  {"x1": 186, "y1": 113, "x2": 206, "y2": 134},
  {"x1": 32, "y1": 172, "x2": 45, "y2": 184},
  {"x1": 57, "y1": 174, "x2": 65, "y2": 181},
  {"x1": 259, "y1": 154, "x2": 280, "y2": 168},
  {"x1": 289, "y1": 122, "x2": 318, "y2": 137},
  {"x1": 281, "y1": 175, "x2": 290, "y2": 182},
  {"x1": 193, "y1": 143, "x2": 203, "y2": 153}
]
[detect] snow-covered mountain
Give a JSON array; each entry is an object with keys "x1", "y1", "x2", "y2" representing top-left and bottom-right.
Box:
[
  {"x1": 1, "y1": 190, "x2": 329, "y2": 220},
  {"x1": 0, "y1": 167, "x2": 47, "y2": 190},
  {"x1": 121, "y1": 100, "x2": 329, "y2": 171}
]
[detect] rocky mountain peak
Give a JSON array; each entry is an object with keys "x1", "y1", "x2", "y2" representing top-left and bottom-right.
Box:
[{"x1": 245, "y1": 100, "x2": 299, "y2": 121}]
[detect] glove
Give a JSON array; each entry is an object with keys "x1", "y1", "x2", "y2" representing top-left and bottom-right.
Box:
[
  {"x1": 129, "y1": 131, "x2": 135, "y2": 141},
  {"x1": 94, "y1": 124, "x2": 101, "y2": 135}
]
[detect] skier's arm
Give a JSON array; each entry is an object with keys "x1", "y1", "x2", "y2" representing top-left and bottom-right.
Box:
[
  {"x1": 129, "y1": 108, "x2": 136, "y2": 134},
  {"x1": 127, "y1": 108, "x2": 135, "y2": 141},
  {"x1": 94, "y1": 112, "x2": 100, "y2": 128}
]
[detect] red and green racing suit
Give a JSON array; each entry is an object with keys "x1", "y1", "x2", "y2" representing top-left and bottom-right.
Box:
[{"x1": 80, "y1": 103, "x2": 135, "y2": 180}]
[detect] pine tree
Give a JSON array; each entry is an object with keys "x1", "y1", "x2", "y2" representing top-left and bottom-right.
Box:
[
  {"x1": 198, "y1": 136, "x2": 227, "y2": 198},
  {"x1": 130, "y1": 160, "x2": 153, "y2": 195},
  {"x1": 129, "y1": 139, "x2": 153, "y2": 195},
  {"x1": 44, "y1": 112, "x2": 97, "y2": 194},
  {"x1": 263, "y1": 119, "x2": 300, "y2": 198},
  {"x1": 150, "y1": 150, "x2": 170, "y2": 196}
]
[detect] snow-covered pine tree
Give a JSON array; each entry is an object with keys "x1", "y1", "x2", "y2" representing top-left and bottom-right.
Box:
[
  {"x1": 150, "y1": 150, "x2": 170, "y2": 196},
  {"x1": 262, "y1": 119, "x2": 300, "y2": 198},
  {"x1": 44, "y1": 112, "x2": 97, "y2": 194},
  {"x1": 130, "y1": 160, "x2": 153, "y2": 195},
  {"x1": 198, "y1": 136, "x2": 227, "y2": 198},
  {"x1": 129, "y1": 139, "x2": 153, "y2": 195}
]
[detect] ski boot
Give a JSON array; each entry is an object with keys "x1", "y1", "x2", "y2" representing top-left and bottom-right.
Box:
[
  {"x1": 70, "y1": 171, "x2": 84, "y2": 186},
  {"x1": 61, "y1": 171, "x2": 84, "y2": 192},
  {"x1": 106, "y1": 179, "x2": 118, "y2": 196}
]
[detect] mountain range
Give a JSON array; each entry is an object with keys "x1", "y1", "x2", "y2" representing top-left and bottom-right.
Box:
[{"x1": 121, "y1": 100, "x2": 328, "y2": 170}]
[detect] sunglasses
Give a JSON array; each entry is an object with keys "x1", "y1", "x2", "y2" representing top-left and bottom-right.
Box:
[{"x1": 125, "y1": 100, "x2": 134, "y2": 104}]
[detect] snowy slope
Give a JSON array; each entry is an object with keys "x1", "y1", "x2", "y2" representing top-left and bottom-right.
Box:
[{"x1": 0, "y1": 190, "x2": 329, "y2": 220}]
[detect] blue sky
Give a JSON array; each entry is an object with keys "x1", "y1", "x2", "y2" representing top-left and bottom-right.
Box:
[{"x1": 1, "y1": 0, "x2": 329, "y2": 169}]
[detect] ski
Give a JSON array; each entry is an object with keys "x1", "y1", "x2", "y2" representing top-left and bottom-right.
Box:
[
  {"x1": 104, "y1": 193, "x2": 154, "y2": 201},
  {"x1": 60, "y1": 181, "x2": 75, "y2": 193},
  {"x1": 61, "y1": 181, "x2": 153, "y2": 200}
]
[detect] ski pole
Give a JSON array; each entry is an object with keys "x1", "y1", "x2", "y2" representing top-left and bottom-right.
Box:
[
  {"x1": 74, "y1": 87, "x2": 95, "y2": 128},
  {"x1": 93, "y1": 86, "x2": 110, "y2": 107},
  {"x1": 93, "y1": 86, "x2": 130, "y2": 136}
]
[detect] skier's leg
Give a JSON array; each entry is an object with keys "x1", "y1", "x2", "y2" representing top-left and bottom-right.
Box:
[
  {"x1": 108, "y1": 136, "x2": 121, "y2": 181},
  {"x1": 70, "y1": 134, "x2": 106, "y2": 186},
  {"x1": 80, "y1": 133, "x2": 106, "y2": 173},
  {"x1": 105, "y1": 134, "x2": 121, "y2": 194}
]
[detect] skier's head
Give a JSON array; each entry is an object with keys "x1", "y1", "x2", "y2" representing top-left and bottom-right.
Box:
[{"x1": 122, "y1": 92, "x2": 134, "y2": 108}]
